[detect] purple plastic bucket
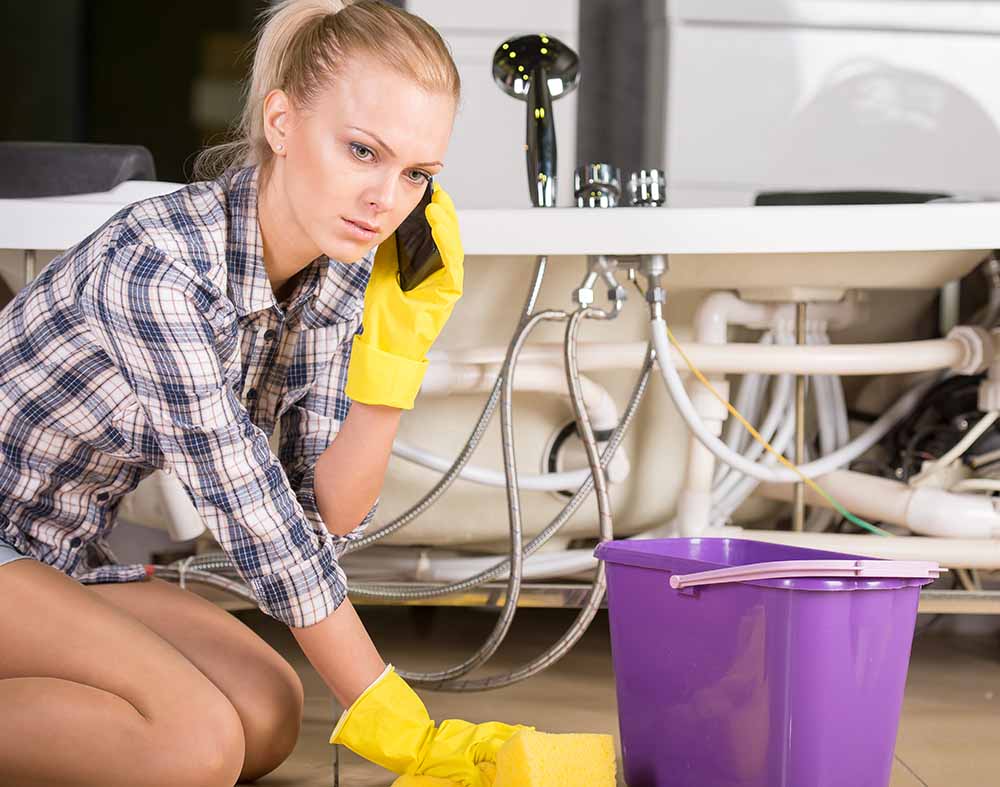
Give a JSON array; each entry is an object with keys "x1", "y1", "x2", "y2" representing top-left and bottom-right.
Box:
[{"x1": 594, "y1": 538, "x2": 939, "y2": 787}]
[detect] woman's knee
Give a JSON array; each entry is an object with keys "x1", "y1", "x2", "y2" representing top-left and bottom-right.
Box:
[
  {"x1": 153, "y1": 688, "x2": 247, "y2": 787},
  {"x1": 238, "y1": 659, "x2": 305, "y2": 781}
]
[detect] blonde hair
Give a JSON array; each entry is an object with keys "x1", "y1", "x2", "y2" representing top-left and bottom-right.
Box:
[{"x1": 193, "y1": 0, "x2": 460, "y2": 181}]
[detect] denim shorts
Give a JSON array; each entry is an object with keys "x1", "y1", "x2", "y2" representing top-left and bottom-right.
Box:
[{"x1": 0, "y1": 537, "x2": 31, "y2": 569}]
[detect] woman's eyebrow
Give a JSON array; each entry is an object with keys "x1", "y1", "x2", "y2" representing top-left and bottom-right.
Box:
[{"x1": 348, "y1": 126, "x2": 443, "y2": 168}]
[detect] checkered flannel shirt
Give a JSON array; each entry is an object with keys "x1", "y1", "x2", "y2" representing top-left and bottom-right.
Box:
[{"x1": 0, "y1": 165, "x2": 378, "y2": 627}]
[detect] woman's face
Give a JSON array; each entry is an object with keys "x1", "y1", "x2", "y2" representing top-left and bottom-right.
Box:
[{"x1": 268, "y1": 54, "x2": 456, "y2": 263}]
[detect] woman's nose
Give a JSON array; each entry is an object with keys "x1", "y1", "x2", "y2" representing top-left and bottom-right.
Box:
[{"x1": 365, "y1": 177, "x2": 398, "y2": 215}]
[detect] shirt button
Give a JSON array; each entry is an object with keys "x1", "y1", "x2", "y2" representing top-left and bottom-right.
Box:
[
  {"x1": 69, "y1": 537, "x2": 81, "y2": 548},
  {"x1": 263, "y1": 329, "x2": 277, "y2": 342},
  {"x1": 246, "y1": 388, "x2": 258, "y2": 400},
  {"x1": 96, "y1": 492, "x2": 110, "y2": 502}
]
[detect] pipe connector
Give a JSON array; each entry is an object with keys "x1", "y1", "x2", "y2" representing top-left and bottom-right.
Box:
[
  {"x1": 573, "y1": 266, "x2": 599, "y2": 308},
  {"x1": 638, "y1": 254, "x2": 668, "y2": 319},
  {"x1": 947, "y1": 325, "x2": 993, "y2": 376},
  {"x1": 573, "y1": 286, "x2": 595, "y2": 307},
  {"x1": 607, "y1": 283, "x2": 627, "y2": 307},
  {"x1": 979, "y1": 327, "x2": 1000, "y2": 411}
]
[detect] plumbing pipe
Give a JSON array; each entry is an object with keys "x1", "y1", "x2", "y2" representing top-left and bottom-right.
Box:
[
  {"x1": 413, "y1": 359, "x2": 631, "y2": 489},
  {"x1": 675, "y1": 337, "x2": 977, "y2": 376},
  {"x1": 712, "y1": 398, "x2": 798, "y2": 523},
  {"x1": 344, "y1": 516, "x2": 1000, "y2": 582},
  {"x1": 818, "y1": 329, "x2": 853, "y2": 533},
  {"x1": 806, "y1": 331, "x2": 841, "y2": 532},
  {"x1": 711, "y1": 339, "x2": 796, "y2": 506},
  {"x1": 792, "y1": 303, "x2": 808, "y2": 532},
  {"x1": 692, "y1": 291, "x2": 863, "y2": 344},
  {"x1": 755, "y1": 469, "x2": 1000, "y2": 539},
  {"x1": 828, "y1": 348, "x2": 851, "y2": 447},
  {"x1": 676, "y1": 380, "x2": 728, "y2": 536},
  {"x1": 341, "y1": 544, "x2": 602, "y2": 583},
  {"x1": 445, "y1": 290, "x2": 860, "y2": 374},
  {"x1": 952, "y1": 478, "x2": 1000, "y2": 494},
  {"x1": 391, "y1": 439, "x2": 629, "y2": 490},
  {"x1": 345, "y1": 496, "x2": 1000, "y2": 580},
  {"x1": 395, "y1": 308, "x2": 570, "y2": 686},
  {"x1": 977, "y1": 255, "x2": 1000, "y2": 328},
  {"x1": 911, "y1": 411, "x2": 1000, "y2": 484},
  {"x1": 732, "y1": 528, "x2": 1000, "y2": 570},
  {"x1": 714, "y1": 371, "x2": 792, "y2": 498},
  {"x1": 651, "y1": 318, "x2": 938, "y2": 485},
  {"x1": 445, "y1": 333, "x2": 981, "y2": 376},
  {"x1": 718, "y1": 332, "x2": 772, "y2": 472},
  {"x1": 677, "y1": 293, "x2": 740, "y2": 536},
  {"x1": 684, "y1": 293, "x2": 846, "y2": 527},
  {"x1": 422, "y1": 360, "x2": 619, "y2": 432}
]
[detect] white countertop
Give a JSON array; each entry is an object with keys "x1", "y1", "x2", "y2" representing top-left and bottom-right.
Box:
[{"x1": 2, "y1": 180, "x2": 998, "y2": 261}]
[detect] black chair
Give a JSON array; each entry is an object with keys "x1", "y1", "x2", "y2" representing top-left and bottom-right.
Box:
[
  {"x1": 0, "y1": 142, "x2": 157, "y2": 287},
  {"x1": 0, "y1": 141, "x2": 156, "y2": 198}
]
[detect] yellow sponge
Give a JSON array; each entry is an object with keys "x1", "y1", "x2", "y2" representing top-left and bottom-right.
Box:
[
  {"x1": 390, "y1": 730, "x2": 616, "y2": 787},
  {"x1": 493, "y1": 729, "x2": 616, "y2": 787}
]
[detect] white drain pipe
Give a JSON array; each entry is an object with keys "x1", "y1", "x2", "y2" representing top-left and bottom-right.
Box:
[
  {"x1": 411, "y1": 359, "x2": 630, "y2": 489},
  {"x1": 755, "y1": 469, "x2": 1000, "y2": 539},
  {"x1": 422, "y1": 360, "x2": 619, "y2": 431},
  {"x1": 731, "y1": 529, "x2": 1000, "y2": 570},
  {"x1": 445, "y1": 330, "x2": 984, "y2": 376}
]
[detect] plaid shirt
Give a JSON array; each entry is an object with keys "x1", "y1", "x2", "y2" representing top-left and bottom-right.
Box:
[{"x1": 0, "y1": 165, "x2": 378, "y2": 627}]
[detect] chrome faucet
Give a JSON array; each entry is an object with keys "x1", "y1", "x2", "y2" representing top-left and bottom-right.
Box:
[{"x1": 493, "y1": 34, "x2": 580, "y2": 207}]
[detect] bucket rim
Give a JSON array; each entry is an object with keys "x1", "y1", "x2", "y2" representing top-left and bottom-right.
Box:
[{"x1": 594, "y1": 537, "x2": 941, "y2": 592}]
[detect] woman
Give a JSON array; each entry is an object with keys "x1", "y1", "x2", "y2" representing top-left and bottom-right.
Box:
[{"x1": 0, "y1": 1, "x2": 525, "y2": 785}]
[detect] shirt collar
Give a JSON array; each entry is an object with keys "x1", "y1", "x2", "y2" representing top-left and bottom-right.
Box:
[{"x1": 224, "y1": 165, "x2": 373, "y2": 326}]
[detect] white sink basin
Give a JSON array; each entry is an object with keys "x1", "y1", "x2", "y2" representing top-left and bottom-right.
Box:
[{"x1": 2, "y1": 182, "x2": 995, "y2": 290}]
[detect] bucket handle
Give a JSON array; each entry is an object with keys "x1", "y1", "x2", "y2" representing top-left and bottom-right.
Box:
[{"x1": 668, "y1": 559, "x2": 944, "y2": 590}]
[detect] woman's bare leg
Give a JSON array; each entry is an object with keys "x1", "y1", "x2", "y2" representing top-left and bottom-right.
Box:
[
  {"x1": 0, "y1": 560, "x2": 246, "y2": 787},
  {"x1": 90, "y1": 578, "x2": 305, "y2": 782}
]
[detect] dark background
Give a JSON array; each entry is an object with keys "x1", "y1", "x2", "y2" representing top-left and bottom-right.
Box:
[{"x1": 1, "y1": 0, "x2": 648, "y2": 183}]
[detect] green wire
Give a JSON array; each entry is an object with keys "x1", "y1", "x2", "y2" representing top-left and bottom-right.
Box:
[{"x1": 818, "y1": 492, "x2": 894, "y2": 538}]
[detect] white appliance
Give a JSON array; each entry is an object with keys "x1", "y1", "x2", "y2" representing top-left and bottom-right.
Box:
[{"x1": 659, "y1": 0, "x2": 1000, "y2": 206}]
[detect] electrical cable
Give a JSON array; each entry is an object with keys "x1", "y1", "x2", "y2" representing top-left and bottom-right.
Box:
[{"x1": 656, "y1": 320, "x2": 893, "y2": 536}]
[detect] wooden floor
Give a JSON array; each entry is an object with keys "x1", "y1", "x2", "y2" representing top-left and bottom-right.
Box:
[{"x1": 236, "y1": 605, "x2": 1000, "y2": 786}]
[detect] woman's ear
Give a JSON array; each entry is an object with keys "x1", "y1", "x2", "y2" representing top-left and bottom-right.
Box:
[{"x1": 263, "y1": 88, "x2": 293, "y2": 155}]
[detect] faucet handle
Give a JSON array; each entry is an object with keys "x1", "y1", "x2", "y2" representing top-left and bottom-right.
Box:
[
  {"x1": 574, "y1": 163, "x2": 622, "y2": 207},
  {"x1": 627, "y1": 168, "x2": 667, "y2": 207}
]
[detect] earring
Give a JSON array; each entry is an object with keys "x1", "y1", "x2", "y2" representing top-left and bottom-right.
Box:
[{"x1": 276, "y1": 143, "x2": 285, "y2": 152}]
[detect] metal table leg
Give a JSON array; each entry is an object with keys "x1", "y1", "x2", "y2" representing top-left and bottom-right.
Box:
[
  {"x1": 332, "y1": 698, "x2": 343, "y2": 786},
  {"x1": 793, "y1": 302, "x2": 807, "y2": 531}
]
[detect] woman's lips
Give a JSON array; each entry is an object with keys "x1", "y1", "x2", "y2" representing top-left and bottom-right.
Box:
[{"x1": 342, "y1": 217, "x2": 378, "y2": 241}]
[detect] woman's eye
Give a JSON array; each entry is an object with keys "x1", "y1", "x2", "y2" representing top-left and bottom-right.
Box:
[
  {"x1": 407, "y1": 170, "x2": 431, "y2": 184},
  {"x1": 350, "y1": 142, "x2": 373, "y2": 161}
]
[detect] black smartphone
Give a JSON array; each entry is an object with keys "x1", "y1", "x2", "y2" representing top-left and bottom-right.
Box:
[{"x1": 395, "y1": 179, "x2": 444, "y2": 291}]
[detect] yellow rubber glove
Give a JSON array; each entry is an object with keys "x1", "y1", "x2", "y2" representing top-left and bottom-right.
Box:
[
  {"x1": 345, "y1": 182, "x2": 464, "y2": 410},
  {"x1": 391, "y1": 762, "x2": 495, "y2": 787},
  {"x1": 391, "y1": 777, "x2": 464, "y2": 787},
  {"x1": 330, "y1": 665, "x2": 531, "y2": 787}
]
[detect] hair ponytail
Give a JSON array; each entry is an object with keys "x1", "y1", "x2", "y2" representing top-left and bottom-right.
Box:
[{"x1": 193, "y1": 0, "x2": 460, "y2": 181}]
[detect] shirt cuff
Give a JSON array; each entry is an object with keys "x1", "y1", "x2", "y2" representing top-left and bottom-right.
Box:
[
  {"x1": 248, "y1": 539, "x2": 349, "y2": 628},
  {"x1": 345, "y1": 335, "x2": 428, "y2": 410},
  {"x1": 296, "y1": 463, "x2": 379, "y2": 557}
]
